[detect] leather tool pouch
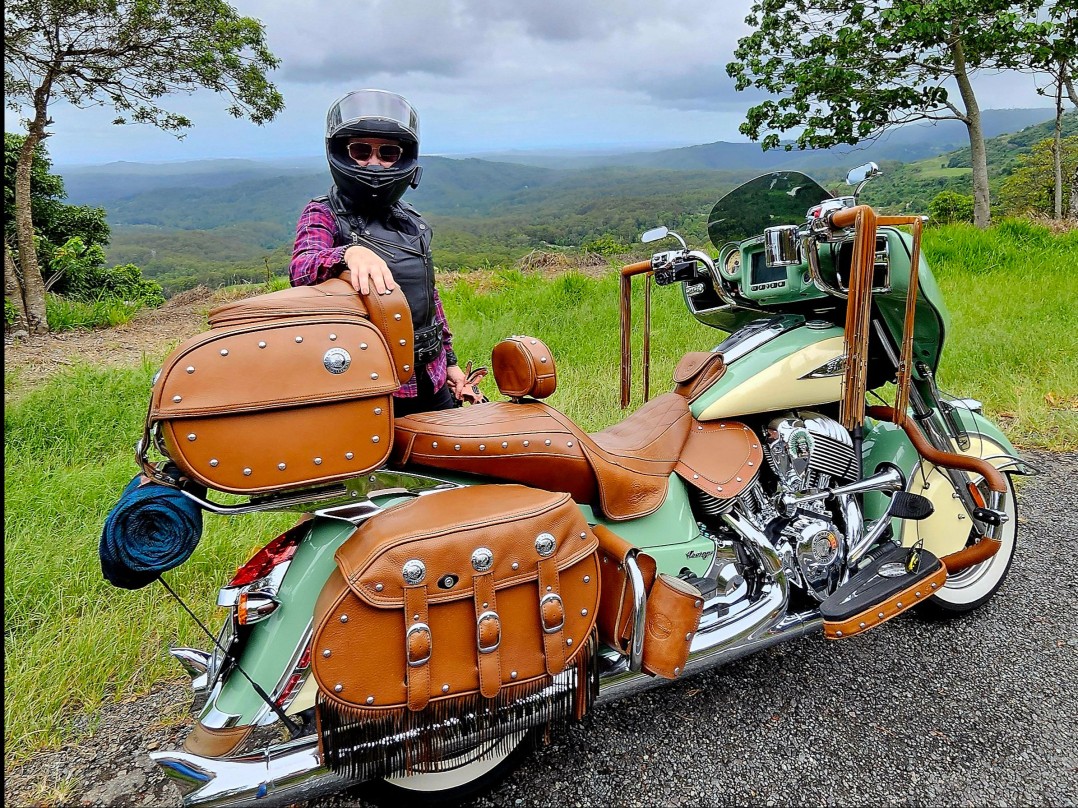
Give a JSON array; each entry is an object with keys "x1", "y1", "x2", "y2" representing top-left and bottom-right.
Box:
[
  {"x1": 672, "y1": 351, "x2": 726, "y2": 402},
  {"x1": 594, "y1": 525, "x2": 656, "y2": 655},
  {"x1": 144, "y1": 278, "x2": 413, "y2": 495},
  {"x1": 412, "y1": 322, "x2": 443, "y2": 366},
  {"x1": 641, "y1": 573, "x2": 704, "y2": 680},
  {"x1": 311, "y1": 484, "x2": 601, "y2": 779}
]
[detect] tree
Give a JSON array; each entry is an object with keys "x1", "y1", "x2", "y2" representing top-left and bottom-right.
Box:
[
  {"x1": 727, "y1": 0, "x2": 1052, "y2": 229},
  {"x1": 998, "y1": 135, "x2": 1078, "y2": 216},
  {"x1": 1027, "y1": 4, "x2": 1078, "y2": 218},
  {"x1": 4, "y1": 0, "x2": 283, "y2": 334}
]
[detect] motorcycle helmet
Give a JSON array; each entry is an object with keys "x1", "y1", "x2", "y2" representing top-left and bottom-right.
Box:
[{"x1": 325, "y1": 89, "x2": 422, "y2": 211}]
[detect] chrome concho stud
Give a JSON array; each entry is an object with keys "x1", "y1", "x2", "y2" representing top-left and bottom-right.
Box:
[
  {"x1": 323, "y1": 347, "x2": 351, "y2": 374},
  {"x1": 402, "y1": 559, "x2": 426, "y2": 585},
  {"x1": 471, "y1": 547, "x2": 494, "y2": 572},
  {"x1": 535, "y1": 533, "x2": 556, "y2": 557}
]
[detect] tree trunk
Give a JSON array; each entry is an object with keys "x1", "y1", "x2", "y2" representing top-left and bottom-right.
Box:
[
  {"x1": 952, "y1": 40, "x2": 992, "y2": 228},
  {"x1": 1053, "y1": 65, "x2": 1064, "y2": 220},
  {"x1": 14, "y1": 131, "x2": 49, "y2": 334},
  {"x1": 4, "y1": 238, "x2": 29, "y2": 333},
  {"x1": 1069, "y1": 165, "x2": 1078, "y2": 219}
]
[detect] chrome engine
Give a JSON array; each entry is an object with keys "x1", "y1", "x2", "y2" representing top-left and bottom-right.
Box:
[{"x1": 691, "y1": 411, "x2": 858, "y2": 602}]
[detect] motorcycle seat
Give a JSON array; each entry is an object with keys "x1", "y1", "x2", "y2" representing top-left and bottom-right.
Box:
[
  {"x1": 391, "y1": 336, "x2": 693, "y2": 520},
  {"x1": 391, "y1": 394, "x2": 691, "y2": 521}
]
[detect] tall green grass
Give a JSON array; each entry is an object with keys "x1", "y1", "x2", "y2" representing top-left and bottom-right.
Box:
[
  {"x1": 923, "y1": 221, "x2": 1077, "y2": 449},
  {"x1": 4, "y1": 222, "x2": 1075, "y2": 761}
]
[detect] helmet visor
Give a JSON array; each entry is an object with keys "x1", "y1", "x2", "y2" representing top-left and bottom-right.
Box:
[{"x1": 326, "y1": 90, "x2": 420, "y2": 141}]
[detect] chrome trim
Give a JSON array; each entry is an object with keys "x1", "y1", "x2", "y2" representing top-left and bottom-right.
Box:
[
  {"x1": 714, "y1": 315, "x2": 807, "y2": 363},
  {"x1": 624, "y1": 555, "x2": 647, "y2": 673},
  {"x1": 254, "y1": 621, "x2": 314, "y2": 727},
  {"x1": 151, "y1": 735, "x2": 343, "y2": 808},
  {"x1": 780, "y1": 465, "x2": 905, "y2": 513},
  {"x1": 196, "y1": 681, "x2": 241, "y2": 730},
  {"x1": 171, "y1": 648, "x2": 211, "y2": 680}
]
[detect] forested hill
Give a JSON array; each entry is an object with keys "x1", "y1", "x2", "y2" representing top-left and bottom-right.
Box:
[{"x1": 56, "y1": 108, "x2": 1066, "y2": 294}]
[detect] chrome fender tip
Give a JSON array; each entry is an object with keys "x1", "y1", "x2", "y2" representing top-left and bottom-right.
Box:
[{"x1": 150, "y1": 738, "x2": 345, "y2": 808}]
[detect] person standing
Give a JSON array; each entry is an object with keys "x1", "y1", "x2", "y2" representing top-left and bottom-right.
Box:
[{"x1": 290, "y1": 89, "x2": 466, "y2": 415}]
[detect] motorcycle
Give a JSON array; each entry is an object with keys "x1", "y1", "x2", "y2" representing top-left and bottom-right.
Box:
[{"x1": 144, "y1": 163, "x2": 1033, "y2": 807}]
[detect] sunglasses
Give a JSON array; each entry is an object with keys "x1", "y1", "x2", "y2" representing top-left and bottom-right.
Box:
[{"x1": 346, "y1": 142, "x2": 404, "y2": 164}]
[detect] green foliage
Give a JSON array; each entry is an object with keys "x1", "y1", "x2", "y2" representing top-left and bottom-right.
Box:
[
  {"x1": 3, "y1": 133, "x2": 110, "y2": 270},
  {"x1": 928, "y1": 190, "x2": 976, "y2": 224},
  {"x1": 727, "y1": 1, "x2": 1050, "y2": 152},
  {"x1": 4, "y1": 1, "x2": 284, "y2": 132},
  {"x1": 50, "y1": 237, "x2": 165, "y2": 306},
  {"x1": 5, "y1": 297, "x2": 17, "y2": 327},
  {"x1": 45, "y1": 294, "x2": 140, "y2": 331},
  {"x1": 998, "y1": 135, "x2": 1078, "y2": 215}
]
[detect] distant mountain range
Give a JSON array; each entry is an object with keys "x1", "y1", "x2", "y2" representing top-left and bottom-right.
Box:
[
  {"x1": 60, "y1": 107, "x2": 1057, "y2": 207},
  {"x1": 52, "y1": 107, "x2": 1069, "y2": 294}
]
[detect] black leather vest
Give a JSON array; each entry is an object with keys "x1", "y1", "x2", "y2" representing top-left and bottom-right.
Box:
[{"x1": 319, "y1": 188, "x2": 436, "y2": 329}]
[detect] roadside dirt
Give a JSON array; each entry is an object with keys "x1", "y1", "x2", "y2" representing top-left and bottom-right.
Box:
[{"x1": 4, "y1": 286, "x2": 250, "y2": 400}]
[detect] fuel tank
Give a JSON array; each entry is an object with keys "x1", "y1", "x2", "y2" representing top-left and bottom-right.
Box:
[{"x1": 690, "y1": 315, "x2": 845, "y2": 421}]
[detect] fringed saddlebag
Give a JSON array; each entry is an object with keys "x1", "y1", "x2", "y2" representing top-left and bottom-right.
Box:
[{"x1": 311, "y1": 484, "x2": 601, "y2": 779}]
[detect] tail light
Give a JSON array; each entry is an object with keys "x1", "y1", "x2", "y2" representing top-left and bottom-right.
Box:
[
  {"x1": 228, "y1": 523, "x2": 307, "y2": 587},
  {"x1": 274, "y1": 641, "x2": 313, "y2": 709},
  {"x1": 237, "y1": 592, "x2": 280, "y2": 625}
]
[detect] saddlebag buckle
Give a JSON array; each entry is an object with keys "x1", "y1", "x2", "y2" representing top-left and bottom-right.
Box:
[
  {"x1": 539, "y1": 593, "x2": 566, "y2": 634},
  {"x1": 476, "y1": 610, "x2": 501, "y2": 654},
  {"x1": 405, "y1": 622, "x2": 432, "y2": 667}
]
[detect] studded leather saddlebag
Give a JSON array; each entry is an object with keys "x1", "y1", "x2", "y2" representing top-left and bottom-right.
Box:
[
  {"x1": 311, "y1": 484, "x2": 601, "y2": 779},
  {"x1": 143, "y1": 278, "x2": 413, "y2": 494}
]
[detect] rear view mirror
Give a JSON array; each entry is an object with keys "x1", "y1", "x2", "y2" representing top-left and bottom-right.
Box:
[
  {"x1": 641, "y1": 226, "x2": 668, "y2": 244},
  {"x1": 846, "y1": 162, "x2": 881, "y2": 186}
]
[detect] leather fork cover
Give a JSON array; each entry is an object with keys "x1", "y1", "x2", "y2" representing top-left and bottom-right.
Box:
[
  {"x1": 150, "y1": 314, "x2": 397, "y2": 494},
  {"x1": 311, "y1": 485, "x2": 600, "y2": 712}
]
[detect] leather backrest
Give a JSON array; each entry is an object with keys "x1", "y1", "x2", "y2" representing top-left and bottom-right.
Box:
[{"x1": 492, "y1": 335, "x2": 557, "y2": 400}]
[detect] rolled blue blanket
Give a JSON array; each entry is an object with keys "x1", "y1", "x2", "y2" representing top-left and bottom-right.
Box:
[{"x1": 99, "y1": 474, "x2": 204, "y2": 590}]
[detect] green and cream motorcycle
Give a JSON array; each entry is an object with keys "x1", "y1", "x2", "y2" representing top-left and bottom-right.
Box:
[{"x1": 149, "y1": 164, "x2": 1030, "y2": 807}]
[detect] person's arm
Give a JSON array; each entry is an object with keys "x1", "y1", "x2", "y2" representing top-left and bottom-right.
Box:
[
  {"x1": 434, "y1": 288, "x2": 467, "y2": 396},
  {"x1": 290, "y1": 201, "x2": 398, "y2": 293},
  {"x1": 289, "y1": 201, "x2": 349, "y2": 286}
]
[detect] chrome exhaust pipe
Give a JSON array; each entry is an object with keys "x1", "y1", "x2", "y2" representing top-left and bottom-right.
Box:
[{"x1": 151, "y1": 736, "x2": 346, "y2": 808}]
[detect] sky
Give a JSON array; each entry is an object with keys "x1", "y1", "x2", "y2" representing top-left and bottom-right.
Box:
[{"x1": 10, "y1": 0, "x2": 1058, "y2": 166}]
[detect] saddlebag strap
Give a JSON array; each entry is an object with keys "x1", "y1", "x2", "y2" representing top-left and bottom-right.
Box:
[
  {"x1": 404, "y1": 585, "x2": 432, "y2": 712},
  {"x1": 473, "y1": 572, "x2": 502, "y2": 699},
  {"x1": 538, "y1": 556, "x2": 567, "y2": 675}
]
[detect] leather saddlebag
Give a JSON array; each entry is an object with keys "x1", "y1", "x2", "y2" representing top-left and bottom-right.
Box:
[
  {"x1": 311, "y1": 484, "x2": 601, "y2": 779},
  {"x1": 144, "y1": 278, "x2": 414, "y2": 494}
]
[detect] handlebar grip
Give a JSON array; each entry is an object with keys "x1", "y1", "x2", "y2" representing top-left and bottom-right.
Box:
[
  {"x1": 828, "y1": 205, "x2": 867, "y2": 229},
  {"x1": 621, "y1": 260, "x2": 653, "y2": 277}
]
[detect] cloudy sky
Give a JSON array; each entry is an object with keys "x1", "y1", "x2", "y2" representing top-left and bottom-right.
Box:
[{"x1": 16, "y1": 0, "x2": 1057, "y2": 165}]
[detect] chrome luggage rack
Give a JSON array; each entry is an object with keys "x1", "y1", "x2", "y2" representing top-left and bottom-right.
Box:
[{"x1": 175, "y1": 468, "x2": 459, "y2": 518}]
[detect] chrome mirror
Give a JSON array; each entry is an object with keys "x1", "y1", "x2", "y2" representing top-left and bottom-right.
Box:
[
  {"x1": 846, "y1": 162, "x2": 881, "y2": 186},
  {"x1": 641, "y1": 226, "x2": 668, "y2": 244}
]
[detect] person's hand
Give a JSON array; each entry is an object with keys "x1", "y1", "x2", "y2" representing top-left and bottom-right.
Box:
[
  {"x1": 446, "y1": 364, "x2": 468, "y2": 399},
  {"x1": 343, "y1": 245, "x2": 396, "y2": 295}
]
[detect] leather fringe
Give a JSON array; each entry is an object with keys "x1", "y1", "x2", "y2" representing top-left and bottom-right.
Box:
[{"x1": 318, "y1": 632, "x2": 599, "y2": 780}]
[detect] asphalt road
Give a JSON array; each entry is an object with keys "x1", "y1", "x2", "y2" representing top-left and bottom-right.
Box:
[{"x1": 452, "y1": 449, "x2": 1077, "y2": 807}]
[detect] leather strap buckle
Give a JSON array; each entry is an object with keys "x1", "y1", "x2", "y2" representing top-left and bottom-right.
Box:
[
  {"x1": 540, "y1": 593, "x2": 565, "y2": 634},
  {"x1": 476, "y1": 610, "x2": 501, "y2": 654},
  {"x1": 406, "y1": 622, "x2": 432, "y2": 667}
]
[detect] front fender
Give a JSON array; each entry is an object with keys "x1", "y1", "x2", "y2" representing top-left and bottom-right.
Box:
[{"x1": 861, "y1": 409, "x2": 1027, "y2": 559}]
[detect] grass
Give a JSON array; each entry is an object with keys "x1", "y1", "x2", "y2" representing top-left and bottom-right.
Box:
[
  {"x1": 3, "y1": 222, "x2": 1075, "y2": 762},
  {"x1": 45, "y1": 293, "x2": 142, "y2": 331}
]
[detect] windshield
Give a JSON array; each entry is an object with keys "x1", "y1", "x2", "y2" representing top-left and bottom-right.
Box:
[{"x1": 707, "y1": 172, "x2": 833, "y2": 249}]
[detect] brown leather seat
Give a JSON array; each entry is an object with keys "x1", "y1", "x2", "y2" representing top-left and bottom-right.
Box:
[{"x1": 392, "y1": 336, "x2": 693, "y2": 520}]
